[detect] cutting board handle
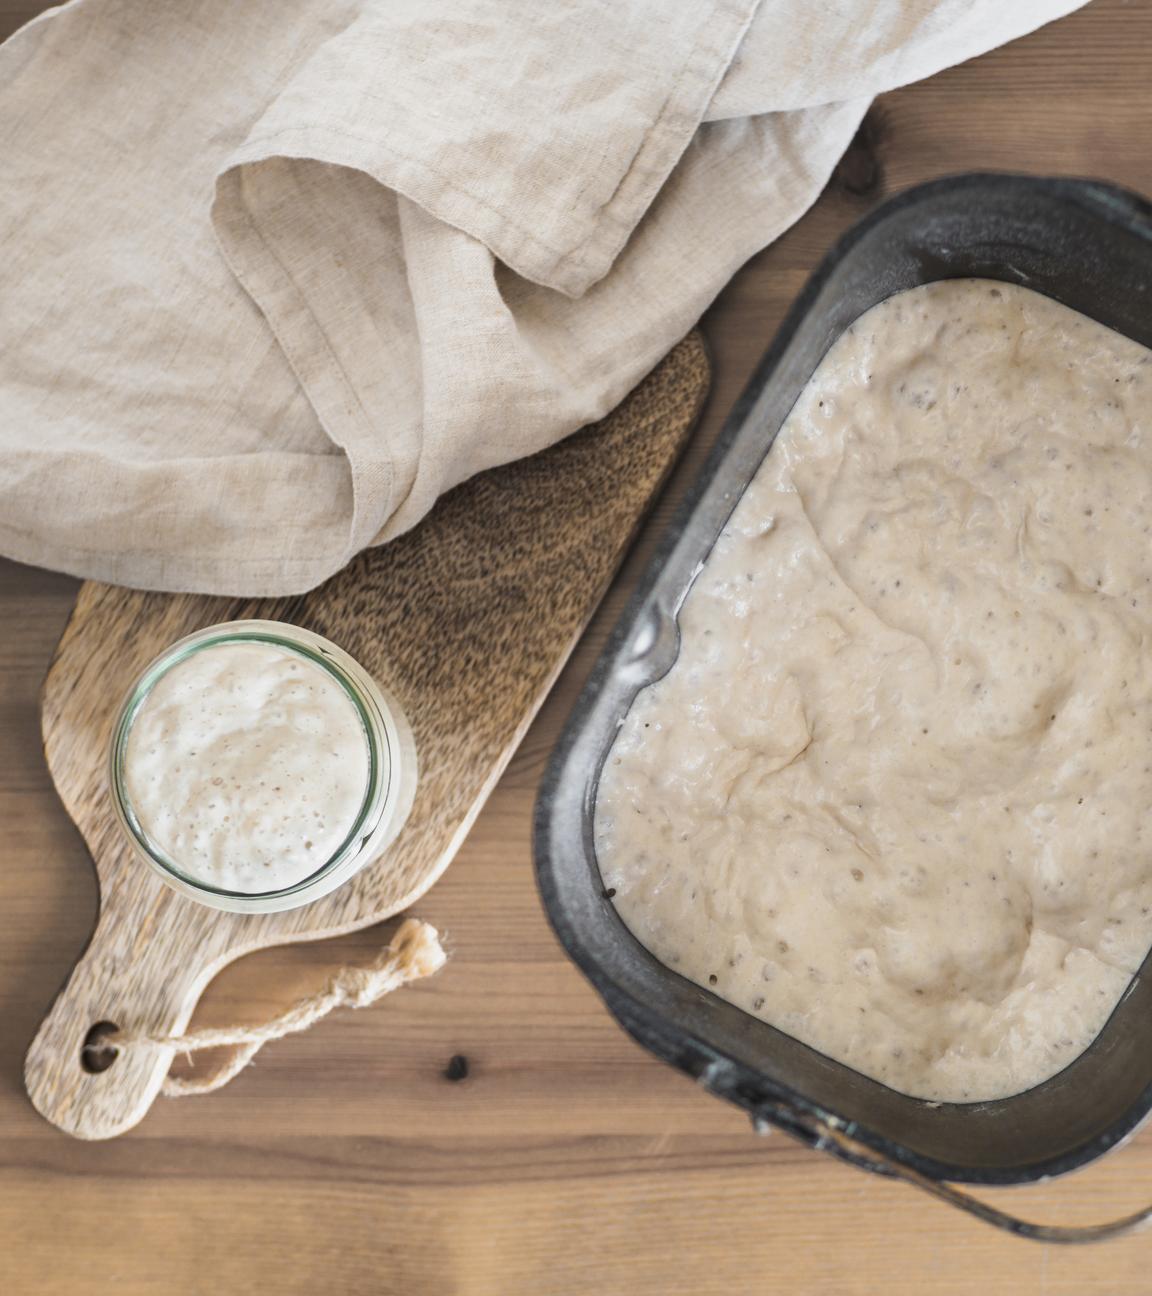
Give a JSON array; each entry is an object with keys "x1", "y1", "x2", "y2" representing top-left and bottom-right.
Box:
[{"x1": 24, "y1": 882, "x2": 224, "y2": 1140}]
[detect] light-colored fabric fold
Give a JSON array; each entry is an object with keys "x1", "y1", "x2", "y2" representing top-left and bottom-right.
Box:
[
  {"x1": 0, "y1": 0, "x2": 1086, "y2": 595},
  {"x1": 220, "y1": 1, "x2": 761, "y2": 297},
  {"x1": 709, "y1": 0, "x2": 1089, "y2": 118}
]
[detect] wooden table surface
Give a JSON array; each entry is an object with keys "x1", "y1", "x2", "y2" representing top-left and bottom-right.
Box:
[{"x1": 4, "y1": 2, "x2": 1152, "y2": 1292}]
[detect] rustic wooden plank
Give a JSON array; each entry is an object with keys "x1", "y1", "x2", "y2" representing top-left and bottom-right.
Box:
[{"x1": 3, "y1": 0, "x2": 1152, "y2": 1291}]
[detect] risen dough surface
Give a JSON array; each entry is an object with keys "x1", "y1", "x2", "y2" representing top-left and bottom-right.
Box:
[{"x1": 594, "y1": 280, "x2": 1152, "y2": 1102}]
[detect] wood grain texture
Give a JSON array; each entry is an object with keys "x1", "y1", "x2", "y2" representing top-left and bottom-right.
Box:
[
  {"x1": 23, "y1": 332, "x2": 709, "y2": 1140},
  {"x1": 4, "y1": 0, "x2": 1152, "y2": 1291}
]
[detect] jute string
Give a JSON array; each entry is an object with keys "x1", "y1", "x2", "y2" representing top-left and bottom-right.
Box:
[{"x1": 84, "y1": 918, "x2": 447, "y2": 1097}]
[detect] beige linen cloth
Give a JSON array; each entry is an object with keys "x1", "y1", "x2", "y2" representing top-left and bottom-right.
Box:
[{"x1": 0, "y1": 0, "x2": 1085, "y2": 595}]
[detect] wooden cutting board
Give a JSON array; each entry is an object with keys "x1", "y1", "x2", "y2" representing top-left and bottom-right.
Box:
[{"x1": 23, "y1": 332, "x2": 709, "y2": 1141}]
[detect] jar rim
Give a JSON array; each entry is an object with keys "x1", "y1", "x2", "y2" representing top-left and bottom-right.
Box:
[{"x1": 109, "y1": 621, "x2": 393, "y2": 904}]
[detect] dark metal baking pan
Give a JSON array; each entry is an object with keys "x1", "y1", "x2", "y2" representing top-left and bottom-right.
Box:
[{"x1": 534, "y1": 174, "x2": 1152, "y2": 1242}]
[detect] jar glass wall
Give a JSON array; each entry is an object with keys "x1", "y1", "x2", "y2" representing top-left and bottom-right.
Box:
[{"x1": 108, "y1": 620, "x2": 417, "y2": 914}]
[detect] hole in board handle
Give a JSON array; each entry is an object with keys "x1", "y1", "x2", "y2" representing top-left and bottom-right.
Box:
[{"x1": 81, "y1": 1021, "x2": 121, "y2": 1074}]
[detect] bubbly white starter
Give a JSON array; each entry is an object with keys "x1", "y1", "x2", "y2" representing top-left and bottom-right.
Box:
[
  {"x1": 124, "y1": 641, "x2": 370, "y2": 893},
  {"x1": 595, "y1": 280, "x2": 1152, "y2": 1103}
]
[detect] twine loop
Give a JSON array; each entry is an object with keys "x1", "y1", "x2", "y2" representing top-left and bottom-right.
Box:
[{"x1": 86, "y1": 918, "x2": 446, "y2": 1097}]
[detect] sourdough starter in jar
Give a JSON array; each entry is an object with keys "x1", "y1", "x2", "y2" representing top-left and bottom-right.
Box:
[
  {"x1": 123, "y1": 639, "x2": 372, "y2": 894},
  {"x1": 595, "y1": 280, "x2": 1152, "y2": 1103}
]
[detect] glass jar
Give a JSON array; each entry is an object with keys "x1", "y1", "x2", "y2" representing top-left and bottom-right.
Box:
[{"x1": 108, "y1": 619, "x2": 417, "y2": 914}]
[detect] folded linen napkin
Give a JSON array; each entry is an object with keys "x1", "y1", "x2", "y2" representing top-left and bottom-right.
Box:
[{"x1": 0, "y1": 0, "x2": 1085, "y2": 595}]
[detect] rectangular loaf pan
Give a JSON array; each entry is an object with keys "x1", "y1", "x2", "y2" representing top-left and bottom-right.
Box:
[{"x1": 534, "y1": 175, "x2": 1152, "y2": 1214}]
